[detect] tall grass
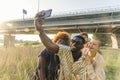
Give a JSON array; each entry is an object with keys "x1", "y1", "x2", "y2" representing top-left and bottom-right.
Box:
[
  {"x1": 101, "y1": 48, "x2": 120, "y2": 80},
  {"x1": 0, "y1": 45, "x2": 44, "y2": 80},
  {"x1": 0, "y1": 45, "x2": 120, "y2": 80}
]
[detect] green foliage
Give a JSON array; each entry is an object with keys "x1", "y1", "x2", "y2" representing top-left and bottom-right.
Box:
[
  {"x1": 92, "y1": 34, "x2": 111, "y2": 46},
  {"x1": 105, "y1": 65, "x2": 119, "y2": 80},
  {"x1": 102, "y1": 49, "x2": 120, "y2": 80}
]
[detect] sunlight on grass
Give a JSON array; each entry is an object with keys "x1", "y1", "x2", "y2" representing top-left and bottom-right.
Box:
[
  {"x1": 0, "y1": 46, "x2": 120, "y2": 80},
  {"x1": 0, "y1": 45, "x2": 44, "y2": 80}
]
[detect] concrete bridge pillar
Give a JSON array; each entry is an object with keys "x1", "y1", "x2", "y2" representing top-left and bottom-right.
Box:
[
  {"x1": 116, "y1": 33, "x2": 120, "y2": 48},
  {"x1": 4, "y1": 34, "x2": 15, "y2": 48},
  {"x1": 110, "y1": 33, "x2": 120, "y2": 49}
]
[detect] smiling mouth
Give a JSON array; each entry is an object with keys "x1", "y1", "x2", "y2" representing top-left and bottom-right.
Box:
[
  {"x1": 71, "y1": 45, "x2": 76, "y2": 48},
  {"x1": 71, "y1": 47, "x2": 76, "y2": 50},
  {"x1": 71, "y1": 46, "x2": 76, "y2": 50}
]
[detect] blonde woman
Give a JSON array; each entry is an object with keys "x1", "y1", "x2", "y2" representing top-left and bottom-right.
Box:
[{"x1": 81, "y1": 39, "x2": 105, "y2": 80}]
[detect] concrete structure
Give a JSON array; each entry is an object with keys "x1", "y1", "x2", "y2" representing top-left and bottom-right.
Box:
[{"x1": 0, "y1": 7, "x2": 120, "y2": 48}]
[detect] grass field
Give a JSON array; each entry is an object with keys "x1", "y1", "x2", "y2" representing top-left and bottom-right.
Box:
[
  {"x1": 0, "y1": 45, "x2": 120, "y2": 80},
  {"x1": 101, "y1": 47, "x2": 120, "y2": 80}
]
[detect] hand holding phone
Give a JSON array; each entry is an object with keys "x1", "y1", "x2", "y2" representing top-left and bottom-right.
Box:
[{"x1": 38, "y1": 9, "x2": 52, "y2": 19}]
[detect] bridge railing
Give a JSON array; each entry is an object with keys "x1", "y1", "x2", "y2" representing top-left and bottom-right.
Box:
[
  {"x1": 4, "y1": 5, "x2": 120, "y2": 22},
  {"x1": 52, "y1": 5, "x2": 120, "y2": 17}
]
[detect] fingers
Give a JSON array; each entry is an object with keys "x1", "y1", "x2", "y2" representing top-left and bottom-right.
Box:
[
  {"x1": 35, "y1": 10, "x2": 45, "y2": 19},
  {"x1": 34, "y1": 10, "x2": 45, "y2": 31},
  {"x1": 84, "y1": 48, "x2": 89, "y2": 56},
  {"x1": 84, "y1": 48, "x2": 92, "y2": 64},
  {"x1": 34, "y1": 11, "x2": 45, "y2": 27}
]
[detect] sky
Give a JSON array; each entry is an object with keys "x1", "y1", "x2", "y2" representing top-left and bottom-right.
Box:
[
  {"x1": 0, "y1": 0, "x2": 120, "y2": 22},
  {"x1": 0, "y1": 0, "x2": 120, "y2": 41}
]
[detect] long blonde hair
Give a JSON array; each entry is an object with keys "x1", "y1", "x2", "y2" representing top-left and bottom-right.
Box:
[{"x1": 93, "y1": 38, "x2": 102, "y2": 54}]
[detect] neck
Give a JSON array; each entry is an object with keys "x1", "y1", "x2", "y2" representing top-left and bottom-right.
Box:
[
  {"x1": 90, "y1": 51, "x2": 97, "y2": 58},
  {"x1": 72, "y1": 50, "x2": 82, "y2": 61}
]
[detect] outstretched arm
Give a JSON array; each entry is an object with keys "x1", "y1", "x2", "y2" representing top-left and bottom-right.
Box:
[{"x1": 34, "y1": 11, "x2": 59, "y2": 53}]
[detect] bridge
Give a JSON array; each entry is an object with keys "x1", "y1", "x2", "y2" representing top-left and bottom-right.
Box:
[{"x1": 0, "y1": 7, "x2": 120, "y2": 48}]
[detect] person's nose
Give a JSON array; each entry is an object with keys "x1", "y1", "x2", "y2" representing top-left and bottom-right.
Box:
[
  {"x1": 71, "y1": 42, "x2": 76, "y2": 46},
  {"x1": 89, "y1": 42, "x2": 93, "y2": 48}
]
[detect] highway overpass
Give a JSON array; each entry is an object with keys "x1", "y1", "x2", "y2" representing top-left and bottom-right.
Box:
[{"x1": 0, "y1": 7, "x2": 120, "y2": 48}]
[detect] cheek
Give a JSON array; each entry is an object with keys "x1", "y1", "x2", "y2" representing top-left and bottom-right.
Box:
[
  {"x1": 70, "y1": 42, "x2": 72, "y2": 45},
  {"x1": 92, "y1": 45, "x2": 97, "y2": 49},
  {"x1": 85, "y1": 38, "x2": 88, "y2": 42},
  {"x1": 78, "y1": 45, "x2": 83, "y2": 49},
  {"x1": 89, "y1": 45, "x2": 95, "y2": 50},
  {"x1": 70, "y1": 43, "x2": 76, "y2": 48},
  {"x1": 93, "y1": 46, "x2": 99, "y2": 51}
]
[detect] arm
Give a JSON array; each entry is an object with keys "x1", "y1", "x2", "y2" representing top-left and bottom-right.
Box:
[
  {"x1": 86, "y1": 60, "x2": 105, "y2": 80},
  {"x1": 34, "y1": 11, "x2": 59, "y2": 53},
  {"x1": 37, "y1": 56, "x2": 46, "y2": 80},
  {"x1": 84, "y1": 52, "x2": 105, "y2": 80}
]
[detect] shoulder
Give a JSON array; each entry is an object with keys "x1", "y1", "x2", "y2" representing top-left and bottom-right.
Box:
[
  {"x1": 39, "y1": 49, "x2": 51, "y2": 58},
  {"x1": 96, "y1": 52, "x2": 105, "y2": 65},
  {"x1": 59, "y1": 45, "x2": 71, "y2": 50},
  {"x1": 57, "y1": 45, "x2": 71, "y2": 56},
  {"x1": 58, "y1": 45, "x2": 71, "y2": 52}
]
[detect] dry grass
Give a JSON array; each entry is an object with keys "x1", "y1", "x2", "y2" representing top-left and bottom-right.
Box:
[
  {"x1": 0, "y1": 45, "x2": 44, "y2": 80},
  {"x1": 0, "y1": 45, "x2": 120, "y2": 80}
]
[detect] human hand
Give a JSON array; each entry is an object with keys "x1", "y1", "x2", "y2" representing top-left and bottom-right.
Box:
[
  {"x1": 34, "y1": 11, "x2": 45, "y2": 31},
  {"x1": 84, "y1": 48, "x2": 92, "y2": 65}
]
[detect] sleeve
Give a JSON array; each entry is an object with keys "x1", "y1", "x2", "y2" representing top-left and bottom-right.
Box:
[
  {"x1": 72, "y1": 57, "x2": 86, "y2": 75},
  {"x1": 57, "y1": 45, "x2": 74, "y2": 79},
  {"x1": 86, "y1": 57, "x2": 105, "y2": 80}
]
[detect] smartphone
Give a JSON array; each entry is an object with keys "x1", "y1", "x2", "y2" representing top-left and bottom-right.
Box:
[{"x1": 39, "y1": 9, "x2": 52, "y2": 19}]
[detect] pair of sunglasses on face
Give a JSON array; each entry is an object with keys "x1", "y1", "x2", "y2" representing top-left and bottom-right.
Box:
[{"x1": 71, "y1": 37, "x2": 84, "y2": 45}]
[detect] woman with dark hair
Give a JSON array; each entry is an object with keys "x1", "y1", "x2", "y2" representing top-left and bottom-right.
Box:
[
  {"x1": 80, "y1": 32, "x2": 89, "y2": 49},
  {"x1": 33, "y1": 31, "x2": 71, "y2": 80},
  {"x1": 34, "y1": 11, "x2": 90, "y2": 80}
]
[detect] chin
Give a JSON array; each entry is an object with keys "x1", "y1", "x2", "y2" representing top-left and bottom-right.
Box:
[
  {"x1": 89, "y1": 48, "x2": 93, "y2": 51},
  {"x1": 71, "y1": 48, "x2": 76, "y2": 52}
]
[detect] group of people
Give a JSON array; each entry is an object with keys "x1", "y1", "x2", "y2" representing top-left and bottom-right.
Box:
[{"x1": 33, "y1": 11, "x2": 105, "y2": 80}]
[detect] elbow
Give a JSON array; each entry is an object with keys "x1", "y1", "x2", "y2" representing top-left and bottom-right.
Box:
[{"x1": 47, "y1": 44, "x2": 59, "y2": 54}]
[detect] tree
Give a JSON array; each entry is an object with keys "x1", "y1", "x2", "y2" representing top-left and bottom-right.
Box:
[{"x1": 92, "y1": 34, "x2": 111, "y2": 46}]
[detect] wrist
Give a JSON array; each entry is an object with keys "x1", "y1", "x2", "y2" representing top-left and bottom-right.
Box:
[
  {"x1": 86, "y1": 60, "x2": 92, "y2": 65},
  {"x1": 86, "y1": 62, "x2": 92, "y2": 65},
  {"x1": 37, "y1": 26, "x2": 43, "y2": 32}
]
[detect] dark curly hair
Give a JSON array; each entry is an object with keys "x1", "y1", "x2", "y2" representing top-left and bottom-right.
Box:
[{"x1": 80, "y1": 32, "x2": 88, "y2": 38}]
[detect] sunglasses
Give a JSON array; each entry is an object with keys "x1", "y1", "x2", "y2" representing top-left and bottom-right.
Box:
[{"x1": 71, "y1": 39, "x2": 83, "y2": 45}]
